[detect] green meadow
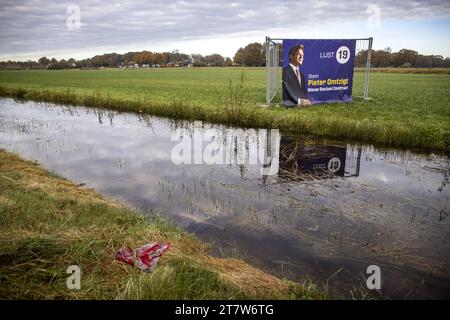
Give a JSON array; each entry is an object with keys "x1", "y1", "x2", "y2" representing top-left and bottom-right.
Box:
[{"x1": 0, "y1": 68, "x2": 449, "y2": 151}]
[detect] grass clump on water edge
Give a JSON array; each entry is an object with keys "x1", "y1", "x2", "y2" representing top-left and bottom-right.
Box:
[{"x1": 0, "y1": 149, "x2": 325, "y2": 299}]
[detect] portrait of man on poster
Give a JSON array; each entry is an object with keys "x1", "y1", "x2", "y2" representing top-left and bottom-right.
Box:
[{"x1": 282, "y1": 44, "x2": 311, "y2": 107}]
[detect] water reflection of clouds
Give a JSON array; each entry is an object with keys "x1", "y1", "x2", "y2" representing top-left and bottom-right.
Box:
[
  {"x1": 358, "y1": 151, "x2": 447, "y2": 197},
  {"x1": 1, "y1": 98, "x2": 450, "y2": 299}
]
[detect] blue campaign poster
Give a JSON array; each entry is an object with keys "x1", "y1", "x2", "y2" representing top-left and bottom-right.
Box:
[{"x1": 282, "y1": 39, "x2": 356, "y2": 105}]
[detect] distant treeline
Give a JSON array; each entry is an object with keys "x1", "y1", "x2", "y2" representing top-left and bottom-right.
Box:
[
  {"x1": 355, "y1": 48, "x2": 450, "y2": 68},
  {"x1": 0, "y1": 50, "x2": 234, "y2": 70},
  {"x1": 0, "y1": 42, "x2": 266, "y2": 70},
  {"x1": 1, "y1": 43, "x2": 449, "y2": 70}
]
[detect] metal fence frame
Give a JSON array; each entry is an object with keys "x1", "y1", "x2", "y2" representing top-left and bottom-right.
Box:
[{"x1": 265, "y1": 36, "x2": 373, "y2": 106}]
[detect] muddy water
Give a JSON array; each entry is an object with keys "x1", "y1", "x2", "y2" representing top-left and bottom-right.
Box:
[{"x1": 0, "y1": 98, "x2": 449, "y2": 299}]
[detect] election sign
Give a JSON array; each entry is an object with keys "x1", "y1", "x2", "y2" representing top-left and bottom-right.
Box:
[{"x1": 282, "y1": 39, "x2": 356, "y2": 105}]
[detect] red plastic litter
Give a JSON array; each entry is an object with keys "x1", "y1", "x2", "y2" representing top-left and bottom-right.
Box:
[{"x1": 116, "y1": 242, "x2": 170, "y2": 272}]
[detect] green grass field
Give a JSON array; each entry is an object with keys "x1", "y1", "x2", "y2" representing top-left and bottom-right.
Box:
[{"x1": 0, "y1": 68, "x2": 449, "y2": 151}]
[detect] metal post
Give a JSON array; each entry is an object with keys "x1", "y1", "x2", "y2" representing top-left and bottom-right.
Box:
[
  {"x1": 265, "y1": 37, "x2": 280, "y2": 106},
  {"x1": 364, "y1": 37, "x2": 373, "y2": 100},
  {"x1": 274, "y1": 43, "x2": 279, "y2": 104},
  {"x1": 356, "y1": 147, "x2": 362, "y2": 177},
  {"x1": 265, "y1": 36, "x2": 270, "y2": 105}
]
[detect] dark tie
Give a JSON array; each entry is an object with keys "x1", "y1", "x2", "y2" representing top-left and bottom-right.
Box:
[{"x1": 295, "y1": 69, "x2": 301, "y2": 87}]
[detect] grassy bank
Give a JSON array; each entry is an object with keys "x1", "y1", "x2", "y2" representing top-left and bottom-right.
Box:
[
  {"x1": 0, "y1": 149, "x2": 323, "y2": 299},
  {"x1": 0, "y1": 68, "x2": 449, "y2": 151}
]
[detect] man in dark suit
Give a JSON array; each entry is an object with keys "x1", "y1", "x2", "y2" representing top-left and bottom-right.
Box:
[{"x1": 282, "y1": 44, "x2": 311, "y2": 107}]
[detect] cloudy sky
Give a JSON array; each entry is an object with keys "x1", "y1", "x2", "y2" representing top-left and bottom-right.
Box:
[{"x1": 1, "y1": 0, "x2": 450, "y2": 61}]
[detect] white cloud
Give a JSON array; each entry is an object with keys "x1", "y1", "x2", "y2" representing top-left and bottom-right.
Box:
[{"x1": 0, "y1": 0, "x2": 449, "y2": 60}]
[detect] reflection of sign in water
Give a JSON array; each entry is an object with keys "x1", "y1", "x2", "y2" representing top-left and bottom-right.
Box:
[
  {"x1": 328, "y1": 157, "x2": 342, "y2": 173},
  {"x1": 277, "y1": 136, "x2": 361, "y2": 180},
  {"x1": 169, "y1": 124, "x2": 361, "y2": 180},
  {"x1": 297, "y1": 145, "x2": 346, "y2": 177}
]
